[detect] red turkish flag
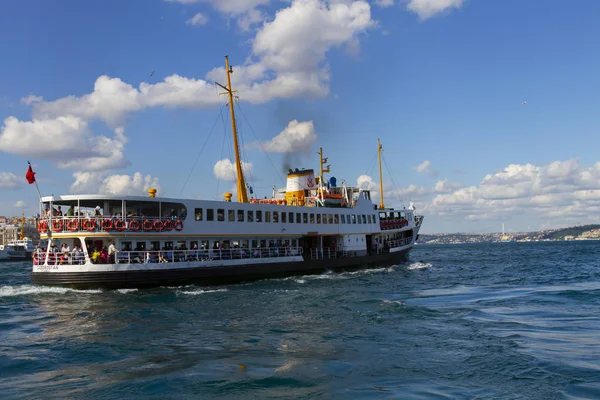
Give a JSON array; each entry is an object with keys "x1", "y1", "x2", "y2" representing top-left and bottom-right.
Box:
[{"x1": 26, "y1": 164, "x2": 36, "y2": 184}]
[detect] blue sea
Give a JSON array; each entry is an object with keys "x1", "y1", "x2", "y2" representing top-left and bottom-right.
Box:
[{"x1": 1, "y1": 241, "x2": 599, "y2": 399}]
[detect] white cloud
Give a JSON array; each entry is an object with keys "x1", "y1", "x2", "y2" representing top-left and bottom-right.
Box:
[
  {"x1": 0, "y1": 172, "x2": 20, "y2": 190},
  {"x1": 0, "y1": 118, "x2": 128, "y2": 171},
  {"x1": 357, "y1": 174, "x2": 377, "y2": 191},
  {"x1": 413, "y1": 160, "x2": 431, "y2": 173},
  {"x1": 406, "y1": 0, "x2": 463, "y2": 20},
  {"x1": 186, "y1": 12, "x2": 208, "y2": 26},
  {"x1": 251, "y1": 120, "x2": 317, "y2": 153},
  {"x1": 427, "y1": 159, "x2": 600, "y2": 227},
  {"x1": 213, "y1": 158, "x2": 253, "y2": 181},
  {"x1": 14, "y1": 200, "x2": 26, "y2": 208},
  {"x1": 70, "y1": 171, "x2": 161, "y2": 195},
  {"x1": 21, "y1": 94, "x2": 43, "y2": 105},
  {"x1": 434, "y1": 179, "x2": 462, "y2": 194},
  {"x1": 166, "y1": 0, "x2": 269, "y2": 29}
]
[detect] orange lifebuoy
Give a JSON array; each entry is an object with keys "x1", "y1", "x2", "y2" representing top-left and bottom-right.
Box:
[
  {"x1": 143, "y1": 219, "x2": 153, "y2": 231},
  {"x1": 52, "y1": 219, "x2": 63, "y2": 232},
  {"x1": 142, "y1": 220, "x2": 153, "y2": 231},
  {"x1": 153, "y1": 220, "x2": 163, "y2": 232},
  {"x1": 114, "y1": 219, "x2": 126, "y2": 232},
  {"x1": 101, "y1": 218, "x2": 113, "y2": 231},
  {"x1": 83, "y1": 219, "x2": 96, "y2": 232},
  {"x1": 174, "y1": 220, "x2": 184, "y2": 231},
  {"x1": 67, "y1": 219, "x2": 79, "y2": 231},
  {"x1": 129, "y1": 219, "x2": 140, "y2": 231},
  {"x1": 162, "y1": 219, "x2": 173, "y2": 231},
  {"x1": 40, "y1": 220, "x2": 48, "y2": 232}
]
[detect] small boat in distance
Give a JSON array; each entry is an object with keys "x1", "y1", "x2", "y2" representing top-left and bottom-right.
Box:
[{"x1": 30, "y1": 56, "x2": 424, "y2": 289}]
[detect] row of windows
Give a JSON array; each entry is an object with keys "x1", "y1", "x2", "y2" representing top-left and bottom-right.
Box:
[
  {"x1": 119, "y1": 238, "x2": 298, "y2": 251},
  {"x1": 194, "y1": 208, "x2": 377, "y2": 225}
]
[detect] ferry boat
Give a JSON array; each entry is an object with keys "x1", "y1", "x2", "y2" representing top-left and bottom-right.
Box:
[
  {"x1": 0, "y1": 241, "x2": 29, "y2": 262},
  {"x1": 30, "y1": 57, "x2": 424, "y2": 289}
]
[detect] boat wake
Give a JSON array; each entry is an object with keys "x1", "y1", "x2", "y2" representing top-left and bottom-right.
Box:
[
  {"x1": 0, "y1": 284, "x2": 102, "y2": 297},
  {"x1": 177, "y1": 288, "x2": 229, "y2": 296},
  {"x1": 407, "y1": 262, "x2": 433, "y2": 270}
]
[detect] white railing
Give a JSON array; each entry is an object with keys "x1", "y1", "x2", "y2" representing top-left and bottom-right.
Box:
[
  {"x1": 34, "y1": 251, "x2": 86, "y2": 266},
  {"x1": 387, "y1": 237, "x2": 412, "y2": 249},
  {"x1": 310, "y1": 247, "x2": 337, "y2": 260},
  {"x1": 38, "y1": 216, "x2": 185, "y2": 234},
  {"x1": 114, "y1": 246, "x2": 303, "y2": 264}
]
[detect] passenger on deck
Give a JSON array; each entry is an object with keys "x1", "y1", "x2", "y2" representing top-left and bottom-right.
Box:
[
  {"x1": 108, "y1": 241, "x2": 117, "y2": 263},
  {"x1": 56, "y1": 206, "x2": 63, "y2": 217},
  {"x1": 94, "y1": 206, "x2": 102, "y2": 218},
  {"x1": 66, "y1": 205, "x2": 74, "y2": 217}
]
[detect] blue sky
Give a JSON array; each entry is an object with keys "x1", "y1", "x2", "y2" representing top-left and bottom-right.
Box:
[{"x1": 1, "y1": 0, "x2": 600, "y2": 233}]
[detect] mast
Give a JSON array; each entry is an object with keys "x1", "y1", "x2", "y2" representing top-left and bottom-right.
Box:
[
  {"x1": 378, "y1": 138, "x2": 384, "y2": 209},
  {"x1": 215, "y1": 56, "x2": 248, "y2": 203},
  {"x1": 20, "y1": 212, "x2": 24, "y2": 240},
  {"x1": 317, "y1": 147, "x2": 330, "y2": 190}
]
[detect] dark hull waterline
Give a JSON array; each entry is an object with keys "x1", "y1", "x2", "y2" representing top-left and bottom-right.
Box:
[{"x1": 31, "y1": 249, "x2": 411, "y2": 289}]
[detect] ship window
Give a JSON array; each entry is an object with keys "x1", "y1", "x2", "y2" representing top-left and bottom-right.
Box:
[
  {"x1": 357, "y1": 214, "x2": 362, "y2": 224},
  {"x1": 292, "y1": 239, "x2": 297, "y2": 247},
  {"x1": 190, "y1": 240, "x2": 198, "y2": 250},
  {"x1": 341, "y1": 214, "x2": 346, "y2": 224},
  {"x1": 164, "y1": 241, "x2": 174, "y2": 250},
  {"x1": 136, "y1": 242, "x2": 146, "y2": 251},
  {"x1": 273, "y1": 211, "x2": 279, "y2": 223},
  {"x1": 288, "y1": 212, "x2": 293, "y2": 223},
  {"x1": 368, "y1": 215, "x2": 372, "y2": 224},
  {"x1": 265, "y1": 211, "x2": 271, "y2": 223},
  {"x1": 334, "y1": 214, "x2": 339, "y2": 224},
  {"x1": 237, "y1": 210, "x2": 244, "y2": 222},
  {"x1": 316, "y1": 214, "x2": 321, "y2": 224},
  {"x1": 248, "y1": 210, "x2": 254, "y2": 222},
  {"x1": 201, "y1": 240, "x2": 209, "y2": 250},
  {"x1": 310, "y1": 213, "x2": 315, "y2": 224},
  {"x1": 362, "y1": 215, "x2": 367, "y2": 224},
  {"x1": 297, "y1": 213, "x2": 301, "y2": 223},
  {"x1": 328, "y1": 214, "x2": 333, "y2": 224},
  {"x1": 121, "y1": 241, "x2": 132, "y2": 251},
  {"x1": 303, "y1": 213, "x2": 308, "y2": 223},
  {"x1": 194, "y1": 208, "x2": 203, "y2": 221},
  {"x1": 217, "y1": 209, "x2": 224, "y2": 222},
  {"x1": 351, "y1": 215, "x2": 356, "y2": 224},
  {"x1": 379, "y1": 212, "x2": 386, "y2": 220},
  {"x1": 318, "y1": 214, "x2": 323, "y2": 224},
  {"x1": 176, "y1": 241, "x2": 187, "y2": 250},
  {"x1": 228, "y1": 210, "x2": 235, "y2": 222},
  {"x1": 207, "y1": 209, "x2": 214, "y2": 221},
  {"x1": 252, "y1": 240, "x2": 258, "y2": 248},
  {"x1": 150, "y1": 241, "x2": 160, "y2": 251},
  {"x1": 256, "y1": 211, "x2": 262, "y2": 222},
  {"x1": 281, "y1": 212, "x2": 287, "y2": 223}
]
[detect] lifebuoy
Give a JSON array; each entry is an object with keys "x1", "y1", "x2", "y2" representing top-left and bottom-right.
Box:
[
  {"x1": 142, "y1": 219, "x2": 153, "y2": 231},
  {"x1": 52, "y1": 219, "x2": 63, "y2": 232},
  {"x1": 40, "y1": 220, "x2": 48, "y2": 232},
  {"x1": 129, "y1": 219, "x2": 140, "y2": 231},
  {"x1": 174, "y1": 220, "x2": 184, "y2": 231},
  {"x1": 37, "y1": 222, "x2": 43, "y2": 232},
  {"x1": 162, "y1": 220, "x2": 173, "y2": 231},
  {"x1": 83, "y1": 219, "x2": 96, "y2": 231},
  {"x1": 114, "y1": 219, "x2": 126, "y2": 232},
  {"x1": 67, "y1": 219, "x2": 79, "y2": 231},
  {"x1": 153, "y1": 220, "x2": 163, "y2": 232},
  {"x1": 101, "y1": 218, "x2": 113, "y2": 231}
]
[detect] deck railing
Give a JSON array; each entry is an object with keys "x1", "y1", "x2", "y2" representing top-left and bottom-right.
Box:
[
  {"x1": 387, "y1": 237, "x2": 412, "y2": 249},
  {"x1": 37, "y1": 216, "x2": 185, "y2": 234},
  {"x1": 310, "y1": 247, "x2": 337, "y2": 260}
]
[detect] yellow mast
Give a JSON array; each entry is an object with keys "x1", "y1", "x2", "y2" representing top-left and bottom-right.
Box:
[
  {"x1": 20, "y1": 212, "x2": 24, "y2": 240},
  {"x1": 216, "y1": 56, "x2": 248, "y2": 203},
  {"x1": 317, "y1": 147, "x2": 330, "y2": 189},
  {"x1": 377, "y1": 139, "x2": 384, "y2": 209}
]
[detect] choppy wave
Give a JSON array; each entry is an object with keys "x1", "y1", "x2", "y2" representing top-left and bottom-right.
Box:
[
  {"x1": 407, "y1": 262, "x2": 433, "y2": 270},
  {"x1": 177, "y1": 288, "x2": 229, "y2": 295}
]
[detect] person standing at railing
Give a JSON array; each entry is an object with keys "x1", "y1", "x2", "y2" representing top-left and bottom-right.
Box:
[
  {"x1": 66, "y1": 205, "x2": 74, "y2": 217},
  {"x1": 108, "y1": 241, "x2": 116, "y2": 263}
]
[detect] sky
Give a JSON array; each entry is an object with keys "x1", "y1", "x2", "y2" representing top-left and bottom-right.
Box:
[{"x1": 1, "y1": 0, "x2": 600, "y2": 234}]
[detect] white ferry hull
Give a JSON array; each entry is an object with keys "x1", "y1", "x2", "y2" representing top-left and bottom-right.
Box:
[{"x1": 31, "y1": 247, "x2": 412, "y2": 289}]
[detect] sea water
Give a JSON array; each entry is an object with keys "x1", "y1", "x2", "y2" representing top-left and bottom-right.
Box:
[{"x1": 1, "y1": 241, "x2": 599, "y2": 399}]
